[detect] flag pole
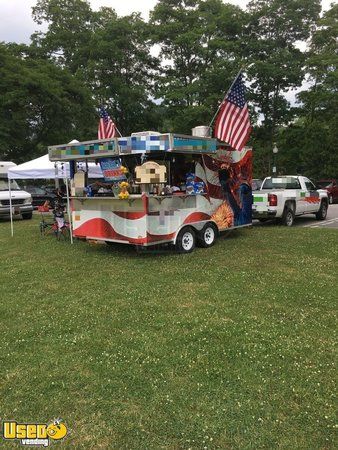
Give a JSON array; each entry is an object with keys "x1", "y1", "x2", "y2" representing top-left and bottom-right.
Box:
[
  {"x1": 65, "y1": 176, "x2": 73, "y2": 245},
  {"x1": 206, "y1": 66, "x2": 244, "y2": 136},
  {"x1": 115, "y1": 126, "x2": 123, "y2": 137}
]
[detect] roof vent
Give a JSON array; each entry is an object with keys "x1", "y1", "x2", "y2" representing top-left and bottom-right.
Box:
[
  {"x1": 131, "y1": 131, "x2": 161, "y2": 137},
  {"x1": 192, "y1": 126, "x2": 211, "y2": 137}
]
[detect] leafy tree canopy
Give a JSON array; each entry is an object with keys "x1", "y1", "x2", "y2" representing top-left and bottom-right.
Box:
[
  {"x1": 0, "y1": 0, "x2": 336, "y2": 179},
  {"x1": 0, "y1": 43, "x2": 95, "y2": 162}
]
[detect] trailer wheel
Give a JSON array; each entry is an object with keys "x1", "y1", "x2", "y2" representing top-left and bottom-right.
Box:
[
  {"x1": 197, "y1": 223, "x2": 218, "y2": 248},
  {"x1": 175, "y1": 226, "x2": 196, "y2": 253}
]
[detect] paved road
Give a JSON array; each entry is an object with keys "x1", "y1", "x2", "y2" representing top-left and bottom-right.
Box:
[
  {"x1": 300, "y1": 203, "x2": 338, "y2": 229},
  {"x1": 253, "y1": 204, "x2": 338, "y2": 229}
]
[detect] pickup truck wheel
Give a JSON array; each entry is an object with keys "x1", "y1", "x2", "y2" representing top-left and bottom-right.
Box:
[
  {"x1": 315, "y1": 201, "x2": 328, "y2": 220},
  {"x1": 175, "y1": 226, "x2": 196, "y2": 253},
  {"x1": 281, "y1": 207, "x2": 295, "y2": 226},
  {"x1": 197, "y1": 223, "x2": 218, "y2": 248}
]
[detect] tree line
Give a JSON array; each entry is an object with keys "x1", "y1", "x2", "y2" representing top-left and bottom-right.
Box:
[{"x1": 0, "y1": 0, "x2": 337, "y2": 179}]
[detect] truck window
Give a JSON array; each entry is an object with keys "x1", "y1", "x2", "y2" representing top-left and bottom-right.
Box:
[
  {"x1": 0, "y1": 179, "x2": 21, "y2": 191},
  {"x1": 304, "y1": 179, "x2": 316, "y2": 191},
  {"x1": 261, "y1": 177, "x2": 301, "y2": 190}
]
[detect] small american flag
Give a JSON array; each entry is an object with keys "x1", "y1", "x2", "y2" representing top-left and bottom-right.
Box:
[
  {"x1": 214, "y1": 72, "x2": 252, "y2": 151},
  {"x1": 98, "y1": 106, "x2": 116, "y2": 139}
]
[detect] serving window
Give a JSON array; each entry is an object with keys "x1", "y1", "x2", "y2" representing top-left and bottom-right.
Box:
[{"x1": 72, "y1": 152, "x2": 206, "y2": 199}]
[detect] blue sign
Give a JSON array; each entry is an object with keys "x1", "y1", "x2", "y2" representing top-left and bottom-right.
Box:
[{"x1": 99, "y1": 158, "x2": 126, "y2": 182}]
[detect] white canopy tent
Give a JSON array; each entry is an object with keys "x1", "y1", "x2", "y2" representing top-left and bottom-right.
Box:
[
  {"x1": 7, "y1": 154, "x2": 103, "y2": 180},
  {"x1": 7, "y1": 145, "x2": 103, "y2": 240}
]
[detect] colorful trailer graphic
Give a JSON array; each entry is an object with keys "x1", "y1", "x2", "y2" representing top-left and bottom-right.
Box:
[{"x1": 49, "y1": 134, "x2": 252, "y2": 252}]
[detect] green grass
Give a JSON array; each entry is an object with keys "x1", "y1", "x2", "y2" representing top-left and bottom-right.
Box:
[{"x1": 0, "y1": 216, "x2": 337, "y2": 449}]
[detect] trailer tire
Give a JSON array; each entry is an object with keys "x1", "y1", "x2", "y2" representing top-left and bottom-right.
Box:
[
  {"x1": 197, "y1": 223, "x2": 218, "y2": 248},
  {"x1": 315, "y1": 200, "x2": 328, "y2": 220},
  {"x1": 281, "y1": 206, "x2": 295, "y2": 226},
  {"x1": 175, "y1": 226, "x2": 196, "y2": 253}
]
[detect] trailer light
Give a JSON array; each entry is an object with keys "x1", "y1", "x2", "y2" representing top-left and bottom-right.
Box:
[{"x1": 268, "y1": 194, "x2": 278, "y2": 206}]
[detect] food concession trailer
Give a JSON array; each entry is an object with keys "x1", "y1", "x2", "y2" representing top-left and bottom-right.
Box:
[{"x1": 48, "y1": 132, "x2": 252, "y2": 253}]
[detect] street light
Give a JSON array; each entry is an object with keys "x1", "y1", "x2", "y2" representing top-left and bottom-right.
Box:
[{"x1": 272, "y1": 144, "x2": 278, "y2": 174}]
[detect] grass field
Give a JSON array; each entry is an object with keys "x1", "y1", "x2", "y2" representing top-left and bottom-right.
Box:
[{"x1": 0, "y1": 216, "x2": 337, "y2": 449}]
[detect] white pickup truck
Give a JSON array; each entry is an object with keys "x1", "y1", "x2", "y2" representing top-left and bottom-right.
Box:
[{"x1": 252, "y1": 175, "x2": 329, "y2": 226}]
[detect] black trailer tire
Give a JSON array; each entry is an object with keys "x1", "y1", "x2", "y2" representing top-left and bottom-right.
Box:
[
  {"x1": 315, "y1": 201, "x2": 328, "y2": 220},
  {"x1": 197, "y1": 223, "x2": 218, "y2": 248},
  {"x1": 281, "y1": 207, "x2": 295, "y2": 226},
  {"x1": 175, "y1": 226, "x2": 196, "y2": 253},
  {"x1": 22, "y1": 212, "x2": 33, "y2": 220}
]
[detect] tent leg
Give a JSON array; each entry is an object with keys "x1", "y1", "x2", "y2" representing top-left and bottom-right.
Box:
[
  {"x1": 9, "y1": 180, "x2": 14, "y2": 237},
  {"x1": 55, "y1": 163, "x2": 59, "y2": 189},
  {"x1": 65, "y1": 178, "x2": 73, "y2": 244}
]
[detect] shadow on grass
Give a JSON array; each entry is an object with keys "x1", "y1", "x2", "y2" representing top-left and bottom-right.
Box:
[
  {"x1": 0, "y1": 216, "x2": 23, "y2": 223},
  {"x1": 81, "y1": 228, "x2": 247, "y2": 259},
  {"x1": 252, "y1": 219, "x2": 278, "y2": 227},
  {"x1": 252, "y1": 216, "x2": 322, "y2": 227}
]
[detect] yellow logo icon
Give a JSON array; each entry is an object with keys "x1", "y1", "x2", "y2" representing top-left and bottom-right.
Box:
[
  {"x1": 46, "y1": 420, "x2": 67, "y2": 440},
  {"x1": 3, "y1": 419, "x2": 67, "y2": 447}
]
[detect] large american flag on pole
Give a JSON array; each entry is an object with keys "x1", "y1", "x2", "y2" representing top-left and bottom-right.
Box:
[
  {"x1": 214, "y1": 72, "x2": 251, "y2": 151},
  {"x1": 98, "y1": 106, "x2": 116, "y2": 139}
]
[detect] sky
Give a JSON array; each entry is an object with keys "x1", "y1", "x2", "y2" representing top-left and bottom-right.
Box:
[{"x1": 0, "y1": 0, "x2": 333, "y2": 44}]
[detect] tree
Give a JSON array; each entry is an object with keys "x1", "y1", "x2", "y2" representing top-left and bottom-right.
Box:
[
  {"x1": 85, "y1": 12, "x2": 159, "y2": 134},
  {"x1": 31, "y1": 1, "x2": 159, "y2": 134},
  {"x1": 150, "y1": 0, "x2": 247, "y2": 133},
  {"x1": 0, "y1": 43, "x2": 96, "y2": 162},
  {"x1": 245, "y1": 0, "x2": 321, "y2": 139},
  {"x1": 276, "y1": 4, "x2": 338, "y2": 179},
  {"x1": 31, "y1": 0, "x2": 94, "y2": 74}
]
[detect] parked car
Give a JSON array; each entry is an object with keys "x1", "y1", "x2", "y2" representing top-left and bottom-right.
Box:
[
  {"x1": 252, "y1": 175, "x2": 329, "y2": 226},
  {"x1": 252, "y1": 178, "x2": 263, "y2": 191},
  {"x1": 316, "y1": 179, "x2": 338, "y2": 204},
  {"x1": 43, "y1": 185, "x2": 57, "y2": 195},
  {"x1": 24, "y1": 186, "x2": 57, "y2": 209},
  {"x1": 0, "y1": 162, "x2": 33, "y2": 219}
]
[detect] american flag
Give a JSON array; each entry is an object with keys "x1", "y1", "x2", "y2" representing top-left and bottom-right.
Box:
[
  {"x1": 214, "y1": 72, "x2": 252, "y2": 151},
  {"x1": 98, "y1": 106, "x2": 116, "y2": 139}
]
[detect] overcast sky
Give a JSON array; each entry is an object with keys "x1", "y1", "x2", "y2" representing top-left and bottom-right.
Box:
[{"x1": 0, "y1": 0, "x2": 333, "y2": 44}]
